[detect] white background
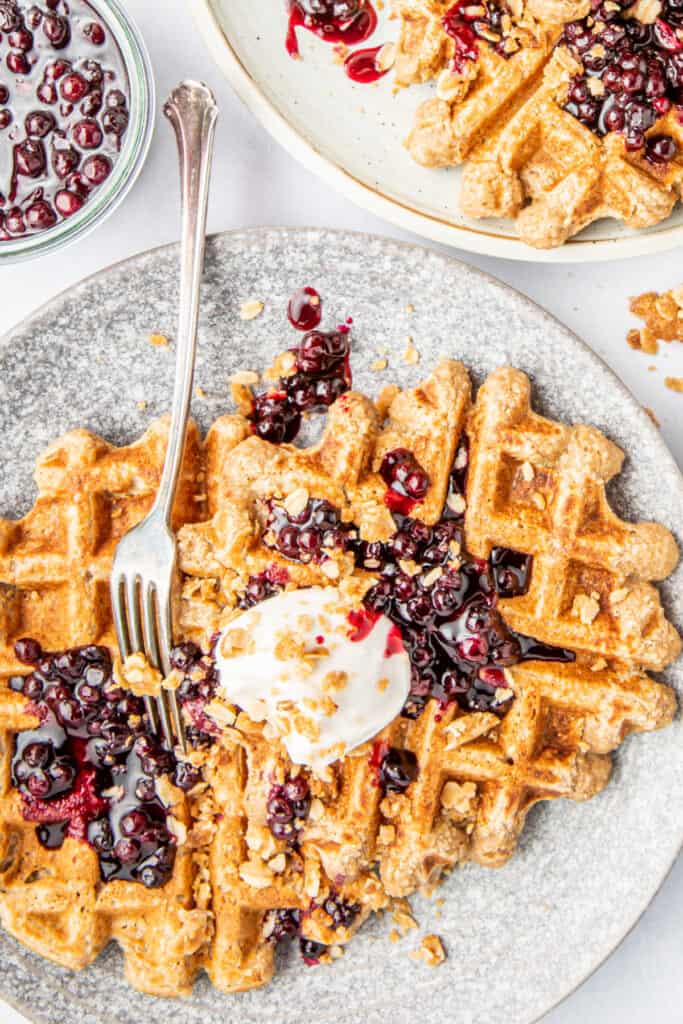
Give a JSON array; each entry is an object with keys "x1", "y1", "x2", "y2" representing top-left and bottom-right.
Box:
[{"x1": 1, "y1": 1, "x2": 682, "y2": 1021}]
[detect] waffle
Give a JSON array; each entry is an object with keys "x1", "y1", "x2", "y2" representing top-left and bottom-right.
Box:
[
  {"x1": 0, "y1": 418, "x2": 209, "y2": 996},
  {"x1": 0, "y1": 359, "x2": 679, "y2": 995},
  {"x1": 394, "y1": 0, "x2": 683, "y2": 247}
]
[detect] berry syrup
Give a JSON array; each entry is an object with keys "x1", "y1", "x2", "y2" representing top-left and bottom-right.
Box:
[
  {"x1": 0, "y1": 0, "x2": 130, "y2": 241},
  {"x1": 285, "y1": 0, "x2": 377, "y2": 59}
]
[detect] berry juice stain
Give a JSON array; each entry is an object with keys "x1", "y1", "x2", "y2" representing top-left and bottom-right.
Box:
[
  {"x1": 285, "y1": 0, "x2": 378, "y2": 59},
  {"x1": 344, "y1": 45, "x2": 390, "y2": 83}
]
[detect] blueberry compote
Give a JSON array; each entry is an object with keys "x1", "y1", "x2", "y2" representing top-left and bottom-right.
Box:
[
  {"x1": 251, "y1": 327, "x2": 352, "y2": 444},
  {"x1": 560, "y1": 0, "x2": 683, "y2": 155},
  {"x1": 264, "y1": 497, "x2": 355, "y2": 564},
  {"x1": 379, "y1": 448, "x2": 431, "y2": 515},
  {"x1": 9, "y1": 640, "x2": 176, "y2": 887},
  {"x1": 442, "y1": 0, "x2": 515, "y2": 73},
  {"x1": 0, "y1": 0, "x2": 130, "y2": 241},
  {"x1": 285, "y1": 0, "x2": 378, "y2": 59},
  {"x1": 263, "y1": 439, "x2": 575, "y2": 720}
]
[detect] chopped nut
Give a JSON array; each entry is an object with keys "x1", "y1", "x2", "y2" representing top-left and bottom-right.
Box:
[
  {"x1": 440, "y1": 780, "x2": 477, "y2": 815},
  {"x1": 531, "y1": 491, "x2": 546, "y2": 510},
  {"x1": 308, "y1": 797, "x2": 325, "y2": 821},
  {"x1": 268, "y1": 853, "x2": 287, "y2": 874},
  {"x1": 239, "y1": 300, "x2": 264, "y2": 321},
  {"x1": 590, "y1": 657, "x2": 608, "y2": 672},
  {"x1": 321, "y1": 558, "x2": 340, "y2": 579},
  {"x1": 445, "y1": 712, "x2": 499, "y2": 749},
  {"x1": 520, "y1": 460, "x2": 535, "y2": 482},
  {"x1": 405, "y1": 303, "x2": 415, "y2": 314},
  {"x1": 371, "y1": 357, "x2": 389, "y2": 372},
  {"x1": 136, "y1": 399, "x2": 148, "y2": 411},
  {"x1": 610, "y1": 587, "x2": 630, "y2": 604},
  {"x1": 284, "y1": 487, "x2": 310, "y2": 517},
  {"x1": 239, "y1": 859, "x2": 274, "y2": 889},
  {"x1": 643, "y1": 406, "x2": 660, "y2": 427},
  {"x1": 167, "y1": 815, "x2": 188, "y2": 845},
  {"x1": 446, "y1": 493, "x2": 466, "y2": 514},
  {"x1": 376, "y1": 41, "x2": 396, "y2": 71},
  {"x1": 572, "y1": 593, "x2": 601, "y2": 625}
]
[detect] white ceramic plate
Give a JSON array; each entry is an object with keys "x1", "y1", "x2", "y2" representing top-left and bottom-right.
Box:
[{"x1": 193, "y1": 0, "x2": 683, "y2": 262}]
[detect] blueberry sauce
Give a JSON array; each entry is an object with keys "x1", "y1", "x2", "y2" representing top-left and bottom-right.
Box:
[
  {"x1": 263, "y1": 439, "x2": 575, "y2": 720},
  {"x1": 287, "y1": 285, "x2": 322, "y2": 331},
  {"x1": 560, "y1": 0, "x2": 683, "y2": 154},
  {"x1": 379, "y1": 448, "x2": 431, "y2": 516},
  {"x1": 442, "y1": 0, "x2": 514, "y2": 73},
  {"x1": 285, "y1": 0, "x2": 378, "y2": 59},
  {"x1": 0, "y1": 0, "x2": 130, "y2": 241},
  {"x1": 264, "y1": 497, "x2": 355, "y2": 564},
  {"x1": 9, "y1": 641, "x2": 176, "y2": 887},
  {"x1": 251, "y1": 328, "x2": 352, "y2": 444}
]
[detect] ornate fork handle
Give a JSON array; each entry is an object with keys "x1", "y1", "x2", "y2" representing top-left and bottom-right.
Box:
[{"x1": 154, "y1": 81, "x2": 218, "y2": 523}]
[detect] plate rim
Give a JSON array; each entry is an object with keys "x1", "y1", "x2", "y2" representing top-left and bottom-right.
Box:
[
  {"x1": 0, "y1": 225, "x2": 682, "y2": 1024},
  {"x1": 192, "y1": 0, "x2": 683, "y2": 265}
]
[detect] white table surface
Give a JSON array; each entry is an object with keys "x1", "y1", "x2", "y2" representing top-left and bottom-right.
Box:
[{"x1": 1, "y1": 1, "x2": 682, "y2": 1022}]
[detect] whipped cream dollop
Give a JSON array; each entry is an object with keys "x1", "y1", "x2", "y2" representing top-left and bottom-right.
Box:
[{"x1": 214, "y1": 586, "x2": 411, "y2": 768}]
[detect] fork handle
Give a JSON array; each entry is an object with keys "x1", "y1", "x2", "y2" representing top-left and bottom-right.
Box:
[{"x1": 154, "y1": 81, "x2": 218, "y2": 523}]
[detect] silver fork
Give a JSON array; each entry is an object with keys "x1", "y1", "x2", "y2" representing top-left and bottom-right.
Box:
[{"x1": 110, "y1": 81, "x2": 218, "y2": 753}]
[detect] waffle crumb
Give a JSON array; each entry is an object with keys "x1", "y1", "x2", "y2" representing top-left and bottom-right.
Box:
[
  {"x1": 371, "y1": 357, "x2": 389, "y2": 371},
  {"x1": 230, "y1": 369, "x2": 260, "y2": 386},
  {"x1": 643, "y1": 406, "x2": 660, "y2": 427},
  {"x1": 392, "y1": 900, "x2": 418, "y2": 934},
  {"x1": 629, "y1": 287, "x2": 683, "y2": 348},
  {"x1": 136, "y1": 400, "x2": 148, "y2": 411},
  {"x1": 149, "y1": 333, "x2": 169, "y2": 347},
  {"x1": 665, "y1": 376, "x2": 683, "y2": 392},
  {"x1": 239, "y1": 300, "x2": 264, "y2": 321},
  {"x1": 403, "y1": 340, "x2": 420, "y2": 365},
  {"x1": 195, "y1": 386, "x2": 207, "y2": 400},
  {"x1": 410, "y1": 934, "x2": 446, "y2": 967}
]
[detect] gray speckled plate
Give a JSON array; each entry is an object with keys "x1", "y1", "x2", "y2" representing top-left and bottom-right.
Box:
[{"x1": 1, "y1": 228, "x2": 681, "y2": 1024}]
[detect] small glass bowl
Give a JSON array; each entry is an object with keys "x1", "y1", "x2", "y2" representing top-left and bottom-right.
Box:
[{"x1": 0, "y1": 0, "x2": 155, "y2": 265}]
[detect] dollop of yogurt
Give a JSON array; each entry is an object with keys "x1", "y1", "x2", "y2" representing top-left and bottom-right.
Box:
[{"x1": 214, "y1": 586, "x2": 410, "y2": 768}]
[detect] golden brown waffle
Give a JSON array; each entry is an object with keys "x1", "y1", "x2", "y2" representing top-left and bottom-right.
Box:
[
  {"x1": 395, "y1": 0, "x2": 683, "y2": 247},
  {"x1": 0, "y1": 419, "x2": 209, "y2": 996},
  {"x1": 0, "y1": 360, "x2": 679, "y2": 995},
  {"x1": 178, "y1": 359, "x2": 679, "y2": 934}
]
